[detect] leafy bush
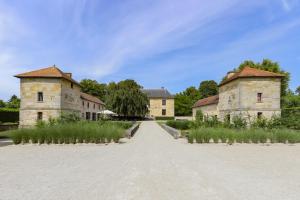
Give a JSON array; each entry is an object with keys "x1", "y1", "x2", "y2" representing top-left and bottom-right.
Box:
[
  {"x1": 166, "y1": 120, "x2": 192, "y2": 130},
  {"x1": 155, "y1": 116, "x2": 175, "y2": 120},
  {"x1": 9, "y1": 121, "x2": 127, "y2": 144},
  {"x1": 251, "y1": 117, "x2": 268, "y2": 129},
  {"x1": 232, "y1": 115, "x2": 247, "y2": 129}
]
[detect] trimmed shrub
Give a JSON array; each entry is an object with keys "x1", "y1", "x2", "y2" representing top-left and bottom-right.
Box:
[
  {"x1": 166, "y1": 120, "x2": 192, "y2": 130},
  {"x1": 155, "y1": 116, "x2": 175, "y2": 120}
]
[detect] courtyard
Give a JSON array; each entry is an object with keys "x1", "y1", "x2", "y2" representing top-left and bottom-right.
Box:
[{"x1": 0, "y1": 121, "x2": 300, "y2": 200}]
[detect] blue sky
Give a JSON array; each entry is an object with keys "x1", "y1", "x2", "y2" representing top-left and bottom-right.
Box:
[{"x1": 0, "y1": 0, "x2": 300, "y2": 100}]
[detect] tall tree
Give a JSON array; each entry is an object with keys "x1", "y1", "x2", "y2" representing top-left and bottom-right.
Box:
[
  {"x1": 175, "y1": 86, "x2": 200, "y2": 116},
  {"x1": 198, "y1": 80, "x2": 218, "y2": 99},
  {"x1": 106, "y1": 79, "x2": 148, "y2": 117},
  {"x1": 6, "y1": 95, "x2": 20, "y2": 108},
  {"x1": 0, "y1": 99, "x2": 6, "y2": 108},
  {"x1": 80, "y1": 79, "x2": 106, "y2": 100},
  {"x1": 296, "y1": 86, "x2": 300, "y2": 96}
]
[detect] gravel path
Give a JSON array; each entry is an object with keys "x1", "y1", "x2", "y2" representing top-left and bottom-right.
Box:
[{"x1": 0, "y1": 121, "x2": 300, "y2": 200}]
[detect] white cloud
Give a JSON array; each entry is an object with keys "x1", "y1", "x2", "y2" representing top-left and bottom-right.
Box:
[{"x1": 281, "y1": 0, "x2": 291, "y2": 11}]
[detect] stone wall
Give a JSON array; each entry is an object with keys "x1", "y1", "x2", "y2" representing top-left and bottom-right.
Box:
[
  {"x1": 19, "y1": 78, "x2": 62, "y2": 127},
  {"x1": 193, "y1": 77, "x2": 281, "y2": 123},
  {"x1": 148, "y1": 98, "x2": 174, "y2": 117},
  {"x1": 61, "y1": 79, "x2": 81, "y2": 113},
  {"x1": 192, "y1": 104, "x2": 218, "y2": 119},
  {"x1": 218, "y1": 77, "x2": 281, "y2": 122},
  {"x1": 81, "y1": 99, "x2": 105, "y2": 120}
]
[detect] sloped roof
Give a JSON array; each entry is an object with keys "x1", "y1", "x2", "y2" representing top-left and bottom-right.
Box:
[
  {"x1": 80, "y1": 92, "x2": 105, "y2": 105},
  {"x1": 219, "y1": 67, "x2": 285, "y2": 86},
  {"x1": 15, "y1": 66, "x2": 80, "y2": 85},
  {"x1": 142, "y1": 88, "x2": 174, "y2": 99},
  {"x1": 193, "y1": 95, "x2": 219, "y2": 108}
]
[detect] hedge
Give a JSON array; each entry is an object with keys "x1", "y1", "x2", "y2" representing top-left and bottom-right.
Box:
[
  {"x1": 0, "y1": 109, "x2": 19, "y2": 123},
  {"x1": 155, "y1": 116, "x2": 175, "y2": 120}
]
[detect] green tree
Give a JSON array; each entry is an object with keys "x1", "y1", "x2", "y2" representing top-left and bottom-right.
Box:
[
  {"x1": 296, "y1": 86, "x2": 300, "y2": 96},
  {"x1": 0, "y1": 99, "x2": 6, "y2": 108},
  {"x1": 198, "y1": 80, "x2": 218, "y2": 98},
  {"x1": 80, "y1": 79, "x2": 107, "y2": 100},
  {"x1": 6, "y1": 95, "x2": 20, "y2": 108},
  {"x1": 175, "y1": 86, "x2": 200, "y2": 116},
  {"x1": 106, "y1": 79, "x2": 148, "y2": 117}
]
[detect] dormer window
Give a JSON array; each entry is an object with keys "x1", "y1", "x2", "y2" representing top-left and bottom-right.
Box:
[{"x1": 37, "y1": 92, "x2": 43, "y2": 102}]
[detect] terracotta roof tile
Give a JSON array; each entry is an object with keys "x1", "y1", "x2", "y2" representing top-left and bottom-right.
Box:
[
  {"x1": 14, "y1": 66, "x2": 80, "y2": 85},
  {"x1": 219, "y1": 67, "x2": 285, "y2": 86},
  {"x1": 80, "y1": 92, "x2": 105, "y2": 105},
  {"x1": 193, "y1": 95, "x2": 219, "y2": 108}
]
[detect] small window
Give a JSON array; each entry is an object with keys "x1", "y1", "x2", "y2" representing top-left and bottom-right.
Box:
[
  {"x1": 257, "y1": 93, "x2": 262, "y2": 103},
  {"x1": 82, "y1": 101, "x2": 84, "y2": 106},
  {"x1": 71, "y1": 83, "x2": 73, "y2": 89},
  {"x1": 257, "y1": 112, "x2": 263, "y2": 119},
  {"x1": 37, "y1": 92, "x2": 43, "y2": 102},
  {"x1": 93, "y1": 104, "x2": 95, "y2": 109},
  {"x1": 162, "y1": 109, "x2": 166, "y2": 116},
  {"x1": 87, "y1": 102, "x2": 89, "y2": 108},
  {"x1": 98, "y1": 105, "x2": 100, "y2": 110},
  {"x1": 162, "y1": 99, "x2": 166, "y2": 106},
  {"x1": 226, "y1": 114, "x2": 231, "y2": 122},
  {"x1": 37, "y1": 112, "x2": 43, "y2": 120}
]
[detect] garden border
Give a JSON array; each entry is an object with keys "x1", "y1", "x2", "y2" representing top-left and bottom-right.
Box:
[
  {"x1": 125, "y1": 122, "x2": 140, "y2": 138},
  {"x1": 160, "y1": 124, "x2": 180, "y2": 139}
]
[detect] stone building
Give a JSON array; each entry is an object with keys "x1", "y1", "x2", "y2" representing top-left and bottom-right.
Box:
[
  {"x1": 192, "y1": 67, "x2": 284, "y2": 122},
  {"x1": 142, "y1": 88, "x2": 174, "y2": 118},
  {"x1": 15, "y1": 66, "x2": 105, "y2": 127}
]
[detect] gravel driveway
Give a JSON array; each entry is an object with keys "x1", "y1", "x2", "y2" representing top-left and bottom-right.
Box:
[{"x1": 0, "y1": 121, "x2": 300, "y2": 200}]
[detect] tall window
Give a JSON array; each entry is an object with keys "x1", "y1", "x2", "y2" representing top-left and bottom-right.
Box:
[
  {"x1": 86, "y1": 112, "x2": 90, "y2": 120},
  {"x1": 87, "y1": 102, "x2": 90, "y2": 108},
  {"x1": 37, "y1": 112, "x2": 43, "y2": 120},
  {"x1": 257, "y1": 93, "x2": 262, "y2": 102},
  {"x1": 162, "y1": 99, "x2": 166, "y2": 106},
  {"x1": 92, "y1": 113, "x2": 96, "y2": 121},
  {"x1": 37, "y1": 92, "x2": 43, "y2": 102},
  {"x1": 82, "y1": 101, "x2": 84, "y2": 106},
  {"x1": 162, "y1": 109, "x2": 166, "y2": 116},
  {"x1": 93, "y1": 104, "x2": 95, "y2": 109},
  {"x1": 71, "y1": 83, "x2": 73, "y2": 89}
]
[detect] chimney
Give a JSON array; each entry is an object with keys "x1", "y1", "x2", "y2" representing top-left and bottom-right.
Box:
[
  {"x1": 65, "y1": 73, "x2": 72, "y2": 78},
  {"x1": 226, "y1": 71, "x2": 235, "y2": 79}
]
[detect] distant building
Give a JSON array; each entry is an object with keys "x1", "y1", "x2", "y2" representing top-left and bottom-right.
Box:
[
  {"x1": 15, "y1": 66, "x2": 105, "y2": 127},
  {"x1": 142, "y1": 88, "x2": 174, "y2": 118},
  {"x1": 192, "y1": 67, "x2": 284, "y2": 122}
]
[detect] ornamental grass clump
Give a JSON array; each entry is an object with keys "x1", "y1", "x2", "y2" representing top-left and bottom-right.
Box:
[
  {"x1": 187, "y1": 127, "x2": 300, "y2": 144},
  {"x1": 10, "y1": 121, "x2": 126, "y2": 145}
]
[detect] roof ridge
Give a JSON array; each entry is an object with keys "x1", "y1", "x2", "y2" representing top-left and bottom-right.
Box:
[{"x1": 219, "y1": 66, "x2": 284, "y2": 86}]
